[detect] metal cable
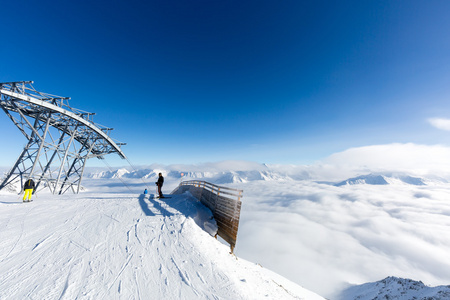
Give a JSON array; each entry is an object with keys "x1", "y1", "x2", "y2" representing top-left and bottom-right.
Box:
[
  {"x1": 124, "y1": 156, "x2": 152, "y2": 190},
  {"x1": 101, "y1": 159, "x2": 134, "y2": 194}
]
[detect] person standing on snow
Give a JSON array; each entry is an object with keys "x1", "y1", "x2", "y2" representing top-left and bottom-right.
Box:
[
  {"x1": 23, "y1": 178, "x2": 35, "y2": 202},
  {"x1": 144, "y1": 188, "x2": 148, "y2": 195},
  {"x1": 155, "y1": 173, "x2": 164, "y2": 198}
]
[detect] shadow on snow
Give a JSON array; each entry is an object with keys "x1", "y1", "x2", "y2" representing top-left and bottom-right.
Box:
[{"x1": 138, "y1": 193, "x2": 174, "y2": 217}]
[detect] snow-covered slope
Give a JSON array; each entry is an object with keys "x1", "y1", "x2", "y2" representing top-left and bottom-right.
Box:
[
  {"x1": 0, "y1": 189, "x2": 323, "y2": 299},
  {"x1": 338, "y1": 276, "x2": 450, "y2": 300}
]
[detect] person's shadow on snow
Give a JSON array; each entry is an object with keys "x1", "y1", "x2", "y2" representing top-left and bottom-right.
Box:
[
  {"x1": 138, "y1": 194, "x2": 155, "y2": 216},
  {"x1": 138, "y1": 193, "x2": 174, "y2": 217}
]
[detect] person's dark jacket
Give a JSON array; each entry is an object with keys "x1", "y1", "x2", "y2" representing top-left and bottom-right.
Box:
[
  {"x1": 156, "y1": 176, "x2": 164, "y2": 187},
  {"x1": 24, "y1": 179, "x2": 35, "y2": 190}
]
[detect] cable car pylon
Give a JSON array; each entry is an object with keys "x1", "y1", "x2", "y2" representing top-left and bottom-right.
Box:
[{"x1": 0, "y1": 81, "x2": 126, "y2": 194}]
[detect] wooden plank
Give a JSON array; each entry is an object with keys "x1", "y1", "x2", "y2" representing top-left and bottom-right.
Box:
[
  {"x1": 172, "y1": 180, "x2": 243, "y2": 253},
  {"x1": 216, "y1": 204, "x2": 241, "y2": 217},
  {"x1": 217, "y1": 200, "x2": 240, "y2": 211},
  {"x1": 215, "y1": 218, "x2": 239, "y2": 233}
]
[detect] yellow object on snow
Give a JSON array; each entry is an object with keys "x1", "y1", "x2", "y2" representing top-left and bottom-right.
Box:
[{"x1": 23, "y1": 189, "x2": 33, "y2": 201}]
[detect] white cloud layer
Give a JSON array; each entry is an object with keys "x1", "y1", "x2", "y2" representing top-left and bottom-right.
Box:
[
  {"x1": 233, "y1": 180, "x2": 450, "y2": 298},
  {"x1": 318, "y1": 143, "x2": 450, "y2": 180},
  {"x1": 428, "y1": 118, "x2": 450, "y2": 131}
]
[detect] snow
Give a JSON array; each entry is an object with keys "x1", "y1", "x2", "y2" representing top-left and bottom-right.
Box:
[
  {"x1": 334, "y1": 173, "x2": 428, "y2": 186},
  {"x1": 338, "y1": 276, "x2": 450, "y2": 300},
  {"x1": 0, "y1": 183, "x2": 323, "y2": 300}
]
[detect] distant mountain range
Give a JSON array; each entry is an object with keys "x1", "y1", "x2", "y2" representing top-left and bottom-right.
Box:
[
  {"x1": 338, "y1": 276, "x2": 450, "y2": 300},
  {"x1": 86, "y1": 168, "x2": 286, "y2": 184},
  {"x1": 2, "y1": 165, "x2": 447, "y2": 194},
  {"x1": 86, "y1": 168, "x2": 447, "y2": 187}
]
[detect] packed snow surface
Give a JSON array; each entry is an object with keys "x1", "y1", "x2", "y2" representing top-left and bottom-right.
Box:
[{"x1": 0, "y1": 186, "x2": 323, "y2": 299}]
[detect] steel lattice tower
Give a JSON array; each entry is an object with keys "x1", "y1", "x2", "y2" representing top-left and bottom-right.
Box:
[{"x1": 0, "y1": 81, "x2": 126, "y2": 194}]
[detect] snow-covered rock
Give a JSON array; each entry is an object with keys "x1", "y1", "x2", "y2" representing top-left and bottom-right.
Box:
[
  {"x1": 338, "y1": 276, "x2": 450, "y2": 300},
  {"x1": 85, "y1": 163, "x2": 450, "y2": 187},
  {"x1": 335, "y1": 174, "x2": 389, "y2": 186},
  {"x1": 87, "y1": 167, "x2": 290, "y2": 184},
  {"x1": 334, "y1": 173, "x2": 429, "y2": 186}
]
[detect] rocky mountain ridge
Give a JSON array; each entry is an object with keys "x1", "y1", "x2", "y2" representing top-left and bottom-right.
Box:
[
  {"x1": 338, "y1": 276, "x2": 450, "y2": 300},
  {"x1": 86, "y1": 168, "x2": 447, "y2": 187}
]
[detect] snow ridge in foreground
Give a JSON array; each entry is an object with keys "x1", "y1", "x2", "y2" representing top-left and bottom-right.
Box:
[{"x1": 0, "y1": 191, "x2": 323, "y2": 299}]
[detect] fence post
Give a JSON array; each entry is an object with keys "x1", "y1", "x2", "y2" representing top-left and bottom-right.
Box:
[{"x1": 215, "y1": 187, "x2": 220, "y2": 212}]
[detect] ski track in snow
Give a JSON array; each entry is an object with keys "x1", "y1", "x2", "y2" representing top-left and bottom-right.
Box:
[{"x1": 0, "y1": 192, "x2": 321, "y2": 300}]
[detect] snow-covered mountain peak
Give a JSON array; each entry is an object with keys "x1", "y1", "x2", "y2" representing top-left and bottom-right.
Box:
[
  {"x1": 84, "y1": 162, "x2": 450, "y2": 187},
  {"x1": 334, "y1": 173, "x2": 436, "y2": 186},
  {"x1": 338, "y1": 276, "x2": 450, "y2": 300},
  {"x1": 87, "y1": 167, "x2": 289, "y2": 184}
]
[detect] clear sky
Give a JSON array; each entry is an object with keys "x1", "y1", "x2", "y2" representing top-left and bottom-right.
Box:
[{"x1": 1, "y1": 0, "x2": 450, "y2": 167}]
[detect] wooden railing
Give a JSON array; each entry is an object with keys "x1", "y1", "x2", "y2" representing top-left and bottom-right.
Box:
[{"x1": 171, "y1": 180, "x2": 243, "y2": 253}]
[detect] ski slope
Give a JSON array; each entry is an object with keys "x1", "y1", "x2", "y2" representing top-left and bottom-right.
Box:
[{"x1": 0, "y1": 189, "x2": 323, "y2": 300}]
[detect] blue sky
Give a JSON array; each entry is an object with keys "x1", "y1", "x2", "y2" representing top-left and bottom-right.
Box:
[{"x1": 1, "y1": 0, "x2": 450, "y2": 167}]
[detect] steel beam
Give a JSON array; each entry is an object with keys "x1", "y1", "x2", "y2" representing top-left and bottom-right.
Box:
[{"x1": 0, "y1": 81, "x2": 126, "y2": 194}]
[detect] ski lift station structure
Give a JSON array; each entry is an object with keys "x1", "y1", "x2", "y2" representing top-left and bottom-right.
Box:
[{"x1": 0, "y1": 81, "x2": 126, "y2": 194}]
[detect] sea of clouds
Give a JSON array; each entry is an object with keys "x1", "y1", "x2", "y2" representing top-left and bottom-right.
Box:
[{"x1": 233, "y1": 179, "x2": 450, "y2": 298}]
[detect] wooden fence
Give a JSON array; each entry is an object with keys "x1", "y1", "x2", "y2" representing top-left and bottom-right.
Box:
[{"x1": 171, "y1": 180, "x2": 243, "y2": 253}]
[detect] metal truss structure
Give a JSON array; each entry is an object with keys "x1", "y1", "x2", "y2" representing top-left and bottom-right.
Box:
[{"x1": 0, "y1": 81, "x2": 126, "y2": 194}]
